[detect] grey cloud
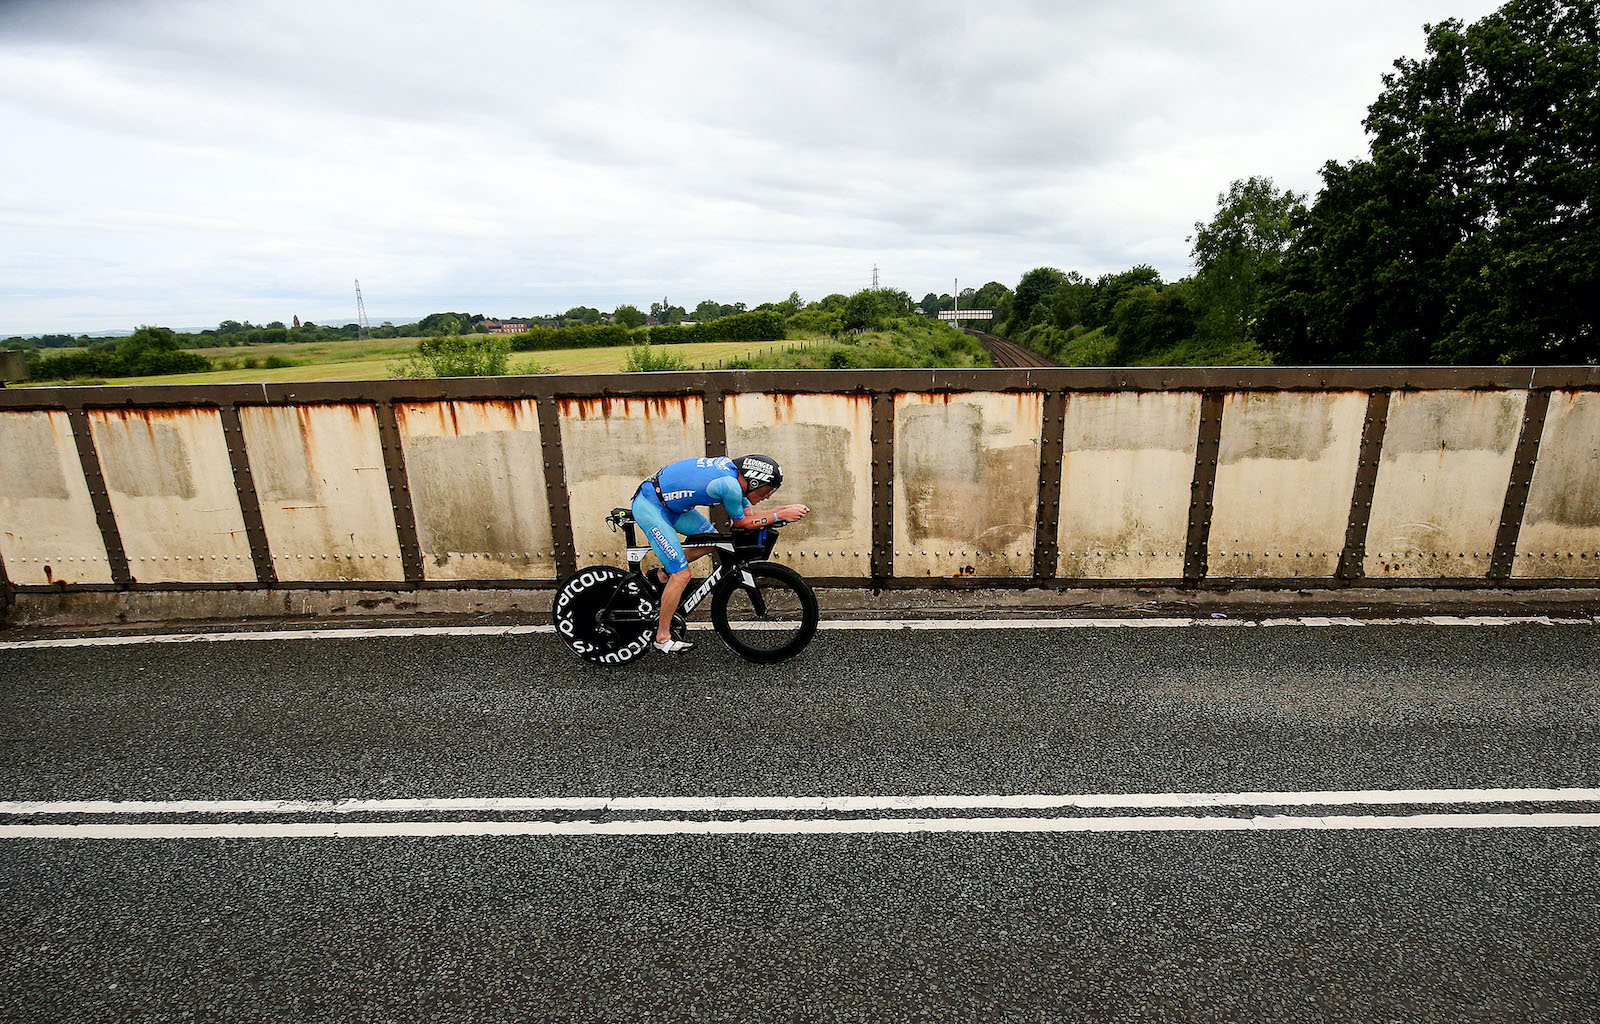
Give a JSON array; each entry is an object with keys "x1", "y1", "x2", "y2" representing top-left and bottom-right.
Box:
[{"x1": 0, "y1": 0, "x2": 1509, "y2": 333}]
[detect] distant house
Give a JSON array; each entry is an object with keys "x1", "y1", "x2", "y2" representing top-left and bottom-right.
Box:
[{"x1": 483, "y1": 319, "x2": 531, "y2": 334}]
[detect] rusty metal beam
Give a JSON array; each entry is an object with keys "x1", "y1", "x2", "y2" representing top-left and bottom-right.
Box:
[
  {"x1": 9, "y1": 366, "x2": 1600, "y2": 414},
  {"x1": 536, "y1": 397, "x2": 578, "y2": 579},
  {"x1": 871, "y1": 392, "x2": 895, "y2": 583},
  {"x1": 218, "y1": 404, "x2": 277, "y2": 586},
  {"x1": 1337, "y1": 391, "x2": 1391, "y2": 581},
  {"x1": 701, "y1": 381, "x2": 727, "y2": 456},
  {"x1": 1490, "y1": 389, "x2": 1553, "y2": 580},
  {"x1": 1032, "y1": 390, "x2": 1067, "y2": 581},
  {"x1": 373, "y1": 401, "x2": 425, "y2": 584},
  {"x1": 1183, "y1": 393, "x2": 1226, "y2": 582},
  {"x1": 8, "y1": 574, "x2": 1598, "y2": 598},
  {"x1": 66, "y1": 410, "x2": 131, "y2": 587}
]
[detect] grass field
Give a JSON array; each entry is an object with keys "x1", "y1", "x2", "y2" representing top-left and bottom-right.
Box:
[{"x1": 24, "y1": 337, "x2": 815, "y2": 386}]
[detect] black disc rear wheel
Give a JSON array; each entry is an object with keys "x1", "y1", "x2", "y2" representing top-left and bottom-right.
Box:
[
  {"x1": 710, "y1": 561, "x2": 818, "y2": 663},
  {"x1": 552, "y1": 565, "x2": 653, "y2": 665}
]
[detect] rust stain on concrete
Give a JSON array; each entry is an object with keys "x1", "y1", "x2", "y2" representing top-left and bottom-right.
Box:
[{"x1": 560, "y1": 396, "x2": 690, "y2": 423}]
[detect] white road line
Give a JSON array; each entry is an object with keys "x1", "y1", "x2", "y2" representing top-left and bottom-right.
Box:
[
  {"x1": 5, "y1": 812, "x2": 1600, "y2": 840},
  {"x1": 5, "y1": 787, "x2": 1598, "y2": 817},
  {"x1": 0, "y1": 625, "x2": 557, "y2": 649},
  {"x1": 2, "y1": 615, "x2": 1595, "y2": 648}
]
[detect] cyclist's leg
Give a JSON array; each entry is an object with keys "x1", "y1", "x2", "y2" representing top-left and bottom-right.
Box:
[
  {"x1": 632, "y1": 495, "x2": 693, "y2": 647},
  {"x1": 672, "y1": 510, "x2": 716, "y2": 567},
  {"x1": 632, "y1": 494, "x2": 689, "y2": 578}
]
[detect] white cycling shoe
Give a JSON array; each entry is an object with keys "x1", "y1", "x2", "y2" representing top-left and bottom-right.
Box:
[{"x1": 653, "y1": 637, "x2": 695, "y2": 655}]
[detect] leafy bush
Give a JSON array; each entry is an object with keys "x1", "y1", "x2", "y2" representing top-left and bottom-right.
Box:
[
  {"x1": 1015, "y1": 324, "x2": 1117, "y2": 365},
  {"x1": 721, "y1": 320, "x2": 985, "y2": 370},
  {"x1": 786, "y1": 308, "x2": 843, "y2": 336},
  {"x1": 1110, "y1": 284, "x2": 1197, "y2": 363},
  {"x1": 649, "y1": 310, "x2": 785, "y2": 345},
  {"x1": 393, "y1": 335, "x2": 510, "y2": 378},
  {"x1": 623, "y1": 343, "x2": 690, "y2": 372},
  {"x1": 510, "y1": 324, "x2": 635, "y2": 352}
]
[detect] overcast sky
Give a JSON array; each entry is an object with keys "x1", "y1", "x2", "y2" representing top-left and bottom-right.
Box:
[{"x1": 1, "y1": 0, "x2": 1505, "y2": 335}]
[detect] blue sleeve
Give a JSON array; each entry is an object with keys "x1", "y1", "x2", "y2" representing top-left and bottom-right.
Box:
[{"x1": 706, "y1": 475, "x2": 748, "y2": 521}]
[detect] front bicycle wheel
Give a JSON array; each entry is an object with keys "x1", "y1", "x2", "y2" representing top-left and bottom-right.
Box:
[{"x1": 710, "y1": 561, "x2": 819, "y2": 664}]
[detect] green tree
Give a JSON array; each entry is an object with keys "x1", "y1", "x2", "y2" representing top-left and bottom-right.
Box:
[
  {"x1": 1047, "y1": 271, "x2": 1093, "y2": 329},
  {"x1": 650, "y1": 301, "x2": 688, "y2": 324},
  {"x1": 613, "y1": 304, "x2": 646, "y2": 329},
  {"x1": 881, "y1": 288, "x2": 914, "y2": 316},
  {"x1": 114, "y1": 325, "x2": 211, "y2": 375},
  {"x1": 418, "y1": 312, "x2": 465, "y2": 335},
  {"x1": 1006, "y1": 267, "x2": 1066, "y2": 333},
  {"x1": 841, "y1": 289, "x2": 884, "y2": 331},
  {"x1": 1260, "y1": 0, "x2": 1600, "y2": 364},
  {"x1": 1110, "y1": 284, "x2": 1198, "y2": 362},
  {"x1": 1190, "y1": 176, "x2": 1306, "y2": 347},
  {"x1": 971, "y1": 281, "x2": 1012, "y2": 311},
  {"x1": 1085, "y1": 266, "x2": 1163, "y2": 329}
]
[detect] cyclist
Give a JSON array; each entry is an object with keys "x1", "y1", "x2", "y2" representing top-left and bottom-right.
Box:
[{"x1": 633, "y1": 454, "x2": 809, "y2": 654}]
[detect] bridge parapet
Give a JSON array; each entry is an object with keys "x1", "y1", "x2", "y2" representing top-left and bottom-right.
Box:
[{"x1": 2, "y1": 367, "x2": 1597, "y2": 616}]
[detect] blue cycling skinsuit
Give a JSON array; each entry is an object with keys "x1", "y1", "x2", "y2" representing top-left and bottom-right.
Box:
[{"x1": 632, "y1": 456, "x2": 751, "y2": 574}]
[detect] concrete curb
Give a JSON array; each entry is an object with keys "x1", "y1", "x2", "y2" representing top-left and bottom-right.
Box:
[{"x1": 6, "y1": 584, "x2": 1599, "y2": 632}]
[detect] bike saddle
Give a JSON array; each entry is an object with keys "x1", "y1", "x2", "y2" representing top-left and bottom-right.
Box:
[{"x1": 606, "y1": 508, "x2": 634, "y2": 529}]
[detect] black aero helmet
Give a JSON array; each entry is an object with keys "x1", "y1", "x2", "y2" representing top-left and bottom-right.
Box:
[{"x1": 734, "y1": 453, "x2": 782, "y2": 491}]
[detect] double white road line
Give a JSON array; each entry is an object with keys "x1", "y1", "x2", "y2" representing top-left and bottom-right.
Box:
[{"x1": 5, "y1": 788, "x2": 1599, "y2": 840}]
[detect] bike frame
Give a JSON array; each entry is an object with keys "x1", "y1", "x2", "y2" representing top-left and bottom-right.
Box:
[
  {"x1": 608, "y1": 512, "x2": 768, "y2": 618},
  {"x1": 624, "y1": 538, "x2": 728, "y2": 615}
]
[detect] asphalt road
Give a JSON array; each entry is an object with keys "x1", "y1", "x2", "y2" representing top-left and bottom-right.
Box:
[{"x1": 3, "y1": 621, "x2": 1598, "y2": 1021}]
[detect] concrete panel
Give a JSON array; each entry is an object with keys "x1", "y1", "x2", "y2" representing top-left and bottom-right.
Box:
[
  {"x1": 893, "y1": 392, "x2": 1041, "y2": 578},
  {"x1": 559, "y1": 397, "x2": 705, "y2": 567},
  {"x1": 239, "y1": 404, "x2": 403, "y2": 582},
  {"x1": 1514, "y1": 390, "x2": 1600, "y2": 578},
  {"x1": 1209, "y1": 391, "x2": 1365, "y2": 578},
  {"x1": 0, "y1": 410, "x2": 112, "y2": 585},
  {"x1": 395, "y1": 400, "x2": 555, "y2": 581},
  {"x1": 88, "y1": 408, "x2": 254, "y2": 584},
  {"x1": 1364, "y1": 390, "x2": 1525, "y2": 578},
  {"x1": 1056, "y1": 391, "x2": 1201, "y2": 579},
  {"x1": 726, "y1": 393, "x2": 873, "y2": 576}
]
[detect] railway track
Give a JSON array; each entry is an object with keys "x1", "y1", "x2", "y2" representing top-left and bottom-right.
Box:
[{"x1": 962, "y1": 328, "x2": 1058, "y2": 368}]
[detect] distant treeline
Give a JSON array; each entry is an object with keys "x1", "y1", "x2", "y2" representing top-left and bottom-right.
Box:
[{"x1": 25, "y1": 326, "x2": 212, "y2": 380}]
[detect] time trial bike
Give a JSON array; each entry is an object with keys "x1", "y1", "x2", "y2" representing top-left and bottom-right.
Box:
[{"x1": 551, "y1": 507, "x2": 819, "y2": 666}]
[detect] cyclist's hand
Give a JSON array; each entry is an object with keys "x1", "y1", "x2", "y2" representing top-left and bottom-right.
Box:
[{"x1": 776, "y1": 504, "x2": 809, "y2": 523}]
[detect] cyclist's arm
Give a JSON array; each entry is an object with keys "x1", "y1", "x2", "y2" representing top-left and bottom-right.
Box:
[
  {"x1": 706, "y1": 476, "x2": 747, "y2": 519},
  {"x1": 731, "y1": 504, "x2": 809, "y2": 529},
  {"x1": 731, "y1": 507, "x2": 776, "y2": 529},
  {"x1": 708, "y1": 475, "x2": 808, "y2": 529}
]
